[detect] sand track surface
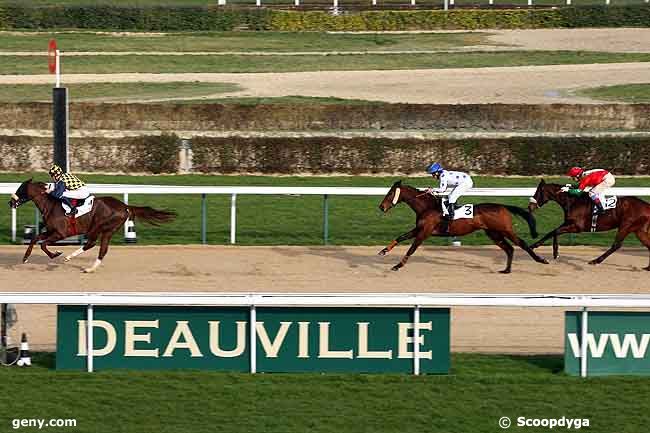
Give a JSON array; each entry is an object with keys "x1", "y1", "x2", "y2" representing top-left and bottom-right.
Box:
[{"x1": 2, "y1": 245, "x2": 648, "y2": 354}]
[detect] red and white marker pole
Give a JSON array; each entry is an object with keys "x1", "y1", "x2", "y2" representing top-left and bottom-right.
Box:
[{"x1": 48, "y1": 39, "x2": 60, "y2": 87}]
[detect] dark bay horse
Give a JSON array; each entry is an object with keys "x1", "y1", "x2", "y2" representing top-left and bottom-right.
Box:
[
  {"x1": 528, "y1": 179, "x2": 650, "y2": 268},
  {"x1": 378, "y1": 181, "x2": 548, "y2": 273},
  {"x1": 8, "y1": 179, "x2": 175, "y2": 272}
]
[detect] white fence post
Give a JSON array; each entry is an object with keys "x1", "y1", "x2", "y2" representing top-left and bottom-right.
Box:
[
  {"x1": 295, "y1": 0, "x2": 300, "y2": 5},
  {"x1": 580, "y1": 307, "x2": 588, "y2": 378},
  {"x1": 123, "y1": 193, "x2": 129, "y2": 239},
  {"x1": 87, "y1": 304, "x2": 94, "y2": 373},
  {"x1": 11, "y1": 207, "x2": 16, "y2": 243},
  {"x1": 250, "y1": 304, "x2": 257, "y2": 374},
  {"x1": 230, "y1": 193, "x2": 237, "y2": 245},
  {"x1": 413, "y1": 305, "x2": 420, "y2": 375},
  {"x1": 218, "y1": 0, "x2": 226, "y2": 4}
]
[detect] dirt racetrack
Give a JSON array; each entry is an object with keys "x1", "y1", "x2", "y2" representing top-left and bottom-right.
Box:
[{"x1": 2, "y1": 245, "x2": 649, "y2": 354}]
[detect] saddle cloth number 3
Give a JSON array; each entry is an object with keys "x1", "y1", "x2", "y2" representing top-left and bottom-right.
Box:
[{"x1": 453, "y1": 204, "x2": 473, "y2": 220}]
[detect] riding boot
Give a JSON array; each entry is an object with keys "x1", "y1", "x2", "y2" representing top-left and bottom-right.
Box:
[
  {"x1": 62, "y1": 197, "x2": 78, "y2": 217},
  {"x1": 593, "y1": 199, "x2": 605, "y2": 215},
  {"x1": 447, "y1": 202, "x2": 456, "y2": 218}
]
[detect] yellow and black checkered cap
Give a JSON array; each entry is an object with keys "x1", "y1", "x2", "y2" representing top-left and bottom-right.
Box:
[{"x1": 49, "y1": 164, "x2": 63, "y2": 177}]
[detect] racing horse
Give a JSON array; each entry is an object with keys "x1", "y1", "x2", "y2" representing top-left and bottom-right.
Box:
[
  {"x1": 528, "y1": 179, "x2": 650, "y2": 269},
  {"x1": 8, "y1": 179, "x2": 176, "y2": 273},
  {"x1": 378, "y1": 180, "x2": 548, "y2": 273}
]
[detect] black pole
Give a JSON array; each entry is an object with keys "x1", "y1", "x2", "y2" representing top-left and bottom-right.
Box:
[
  {"x1": 1, "y1": 303, "x2": 7, "y2": 364},
  {"x1": 53, "y1": 87, "x2": 69, "y2": 172}
]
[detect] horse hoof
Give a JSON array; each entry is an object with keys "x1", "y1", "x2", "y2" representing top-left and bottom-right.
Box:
[
  {"x1": 644, "y1": 266, "x2": 650, "y2": 271},
  {"x1": 391, "y1": 265, "x2": 401, "y2": 272},
  {"x1": 378, "y1": 249, "x2": 387, "y2": 256},
  {"x1": 541, "y1": 259, "x2": 549, "y2": 264},
  {"x1": 588, "y1": 260, "x2": 598, "y2": 265},
  {"x1": 22, "y1": 259, "x2": 29, "y2": 264},
  {"x1": 64, "y1": 256, "x2": 71, "y2": 262},
  {"x1": 53, "y1": 251, "x2": 63, "y2": 258},
  {"x1": 83, "y1": 268, "x2": 95, "y2": 274},
  {"x1": 499, "y1": 269, "x2": 511, "y2": 274}
]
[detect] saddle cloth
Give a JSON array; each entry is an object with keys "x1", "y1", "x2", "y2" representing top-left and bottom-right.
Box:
[
  {"x1": 62, "y1": 195, "x2": 95, "y2": 218},
  {"x1": 453, "y1": 204, "x2": 474, "y2": 220},
  {"x1": 602, "y1": 196, "x2": 617, "y2": 210}
]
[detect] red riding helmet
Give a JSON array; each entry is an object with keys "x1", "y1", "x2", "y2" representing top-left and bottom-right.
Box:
[{"x1": 566, "y1": 167, "x2": 584, "y2": 177}]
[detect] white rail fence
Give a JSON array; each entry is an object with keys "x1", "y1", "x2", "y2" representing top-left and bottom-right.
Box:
[
  {"x1": 214, "y1": 0, "x2": 642, "y2": 9},
  {"x1": 2, "y1": 292, "x2": 650, "y2": 376},
  {"x1": 4, "y1": 184, "x2": 650, "y2": 245}
]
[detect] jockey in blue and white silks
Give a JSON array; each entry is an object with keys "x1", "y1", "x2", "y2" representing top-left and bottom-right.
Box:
[{"x1": 425, "y1": 162, "x2": 474, "y2": 220}]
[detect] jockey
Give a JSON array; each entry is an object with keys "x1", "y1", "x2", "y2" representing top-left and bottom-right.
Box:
[
  {"x1": 46, "y1": 164, "x2": 90, "y2": 216},
  {"x1": 564, "y1": 166, "x2": 616, "y2": 214},
  {"x1": 425, "y1": 162, "x2": 473, "y2": 232}
]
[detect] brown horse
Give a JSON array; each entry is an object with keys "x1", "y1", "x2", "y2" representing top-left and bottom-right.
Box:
[
  {"x1": 528, "y1": 179, "x2": 650, "y2": 268},
  {"x1": 378, "y1": 181, "x2": 548, "y2": 273},
  {"x1": 8, "y1": 179, "x2": 175, "y2": 273}
]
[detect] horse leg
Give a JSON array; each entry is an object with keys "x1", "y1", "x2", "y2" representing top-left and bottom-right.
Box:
[
  {"x1": 633, "y1": 230, "x2": 650, "y2": 271},
  {"x1": 485, "y1": 230, "x2": 514, "y2": 274},
  {"x1": 553, "y1": 231, "x2": 559, "y2": 260},
  {"x1": 530, "y1": 223, "x2": 579, "y2": 255},
  {"x1": 22, "y1": 232, "x2": 49, "y2": 263},
  {"x1": 502, "y1": 230, "x2": 549, "y2": 265},
  {"x1": 379, "y1": 227, "x2": 418, "y2": 256},
  {"x1": 392, "y1": 230, "x2": 427, "y2": 272},
  {"x1": 589, "y1": 228, "x2": 630, "y2": 265},
  {"x1": 83, "y1": 232, "x2": 112, "y2": 273},
  {"x1": 40, "y1": 232, "x2": 65, "y2": 259},
  {"x1": 64, "y1": 232, "x2": 99, "y2": 262}
]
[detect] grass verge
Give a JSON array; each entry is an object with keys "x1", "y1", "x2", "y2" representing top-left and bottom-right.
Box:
[
  {"x1": 3, "y1": 51, "x2": 650, "y2": 75},
  {"x1": 575, "y1": 83, "x2": 650, "y2": 103},
  {"x1": 0, "y1": 352, "x2": 647, "y2": 433}
]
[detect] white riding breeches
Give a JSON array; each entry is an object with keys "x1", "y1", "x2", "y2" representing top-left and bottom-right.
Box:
[
  {"x1": 447, "y1": 179, "x2": 474, "y2": 204},
  {"x1": 62, "y1": 187, "x2": 90, "y2": 200},
  {"x1": 440, "y1": 179, "x2": 473, "y2": 216},
  {"x1": 587, "y1": 173, "x2": 615, "y2": 202}
]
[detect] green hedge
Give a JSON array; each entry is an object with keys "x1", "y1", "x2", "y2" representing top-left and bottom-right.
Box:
[
  {"x1": 0, "y1": 6, "x2": 272, "y2": 31},
  {"x1": 0, "y1": 134, "x2": 180, "y2": 174},
  {"x1": 0, "y1": 5, "x2": 648, "y2": 31},
  {"x1": 190, "y1": 136, "x2": 650, "y2": 175}
]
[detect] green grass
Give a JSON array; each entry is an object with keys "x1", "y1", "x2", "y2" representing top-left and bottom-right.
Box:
[
  {"x1": 3, "y1": 173, "x2": 650, "y2": 247},
  {"x1": 3, "y1": 51, "x2": 650, "y2": 74},
  {"x1": 0, "y1": 31, "x2": 489, "y2": 52},
  {"x1": 0, "y1": 352, "x2": 648, "y2": 433},
  {"x1": 0, "y1": 83, "x2": 382, "y2": 103},
  {"x1": 575, "y1": 83, "x2": 650, "y2": 103},
  {"x1": 0, "y1": 82, "x2": 243, "y2": 102}
]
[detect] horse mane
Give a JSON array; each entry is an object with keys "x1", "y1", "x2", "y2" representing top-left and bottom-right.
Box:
[{"x1": 398, "y1": 183, "x2": 440, "y2": 208}]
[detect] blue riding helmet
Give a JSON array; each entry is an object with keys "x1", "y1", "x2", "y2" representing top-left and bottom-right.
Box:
[{"x1": 426, "y1": 162, "x2": 443, "y2": 174}]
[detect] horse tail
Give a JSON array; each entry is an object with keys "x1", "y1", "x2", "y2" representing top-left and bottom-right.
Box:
[
  {"x1": 127, "y1": 206, "x2": 176, "y2": 226},
  {"x1": 503, "y1": 205, "x2": 538, "y2": 238}
]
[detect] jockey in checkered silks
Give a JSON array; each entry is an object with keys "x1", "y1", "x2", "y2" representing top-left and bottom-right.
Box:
[{"x1": 46, "y1": 164, "x2": 90, "y2": 216}]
